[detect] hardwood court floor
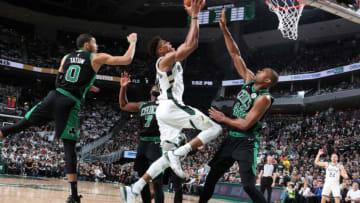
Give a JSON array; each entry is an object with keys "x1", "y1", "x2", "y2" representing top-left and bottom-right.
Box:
[{"x1": 0, "y1": 175, "x2": 232, "y2": 203}]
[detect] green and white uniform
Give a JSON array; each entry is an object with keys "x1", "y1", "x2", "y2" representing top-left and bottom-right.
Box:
[
  {"x1": 323, "y1": 163, "x2": 341, "y2": 198},
  {"x1": 24, "y1": 50, "x2": 96, "y2": 141},
  {"x1": 155, "y1": 56, "x2": 221, "y2": 151},
  {"x1": 209, "y1": 80, "x2": 273, "y2": 176}
]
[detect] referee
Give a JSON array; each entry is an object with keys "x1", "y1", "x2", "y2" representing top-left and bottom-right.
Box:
[{"x1": 259, "y1": 155, "x2": 277, "y2": 203}]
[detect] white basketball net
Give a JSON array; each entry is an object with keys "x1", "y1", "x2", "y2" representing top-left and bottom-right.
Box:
[{"x1": 267, "y1": 0, "x2": 305, "y2": 40}]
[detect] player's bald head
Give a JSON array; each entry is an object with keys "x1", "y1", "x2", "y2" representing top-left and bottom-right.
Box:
[{"x1": 265, "y1": 68, "x2": 279, "y2": 88}]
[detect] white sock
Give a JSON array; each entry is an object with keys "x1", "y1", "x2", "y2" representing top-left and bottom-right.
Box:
[
  {"x1": 174, "y1": 143, "x2": 192, "y2": 156},
  {"x1": 132, "y1": 178, "x2": 146, "y2": 194}
]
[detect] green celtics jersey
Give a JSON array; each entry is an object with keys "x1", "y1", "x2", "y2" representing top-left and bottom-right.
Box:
[
  {"x1": 230, "y1": 80, "x2": 273, "y2": 137},
  {"x1": 56, "y1": 50, "x2": 96, "y2": 101},
  {"x1": 139, "y1": 101, "x2": 160, "y2": 138}
]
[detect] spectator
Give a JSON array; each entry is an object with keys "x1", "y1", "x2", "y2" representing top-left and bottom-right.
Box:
[
  {"x1": 299, "y1": 182, "x2": 313, "y2": 198},
  {"x1": 94, "y1": 166, "x2": 106, "y2": 182},
  {"x1": 313, "y1": 181, "x2": 323, "y2": 202},
  {"x1": 353, "y1": 173, "x2": 360, "y2": 185},
  {"x1": 342, "y1": 182, "x2": 351, "y2": 203},
  {"x1": 346, "y1": 182, "x2": 360, "y2": 203}
]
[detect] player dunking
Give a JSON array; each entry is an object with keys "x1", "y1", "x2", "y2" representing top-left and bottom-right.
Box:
[
  {"x1": 120, "y1": 0, "x2": 223, "y2": 202},
  {"x1": 198, "y1": 9, "x2": 279, "y2": 203},
  {"x1": 315, "y1": 149, "x2": 349, "y2": 203},
  {"x1": 119, "y1": 72, "x2": 164, "y2": 203},
  {"x1": 0, "y1": 33, "x2": 137, "y2": 203}
]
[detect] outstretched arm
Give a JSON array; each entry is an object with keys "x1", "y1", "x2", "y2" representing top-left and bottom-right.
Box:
[
  {"x1": 314, "y1": 149, "x2": 328, "y2": 168},
  {"x1": 92, "y1": 33, "x2": 137, "y2": 71},
  {"x1": 209, "y1": 95, "x2": 271, "y2": 131},
  {"x1": 119, "y1": 72, "x2": 143, "y2": 112},
  {"x1": 158, "y1": 0, "x2": 202, "y2": 72},
  {"x1": 219, "y1": 9, "x2": 254, "y2": 82}
]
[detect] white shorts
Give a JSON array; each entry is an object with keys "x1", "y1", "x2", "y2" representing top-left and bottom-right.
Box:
[
  {"x1": 156, "y1": 100, "x2": 216, "y2": 151},
  {"x1": 322, "y1": 183, "x2": 340, "y2": 198}
]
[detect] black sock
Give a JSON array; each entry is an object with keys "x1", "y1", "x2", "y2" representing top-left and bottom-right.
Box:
[{"x1": 70, "y1": 182, "x2": 78, "y2": 199}]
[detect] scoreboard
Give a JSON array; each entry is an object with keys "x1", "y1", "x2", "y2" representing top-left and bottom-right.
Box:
[{"x1": 188, "y1": 2, "x2": 255, "y2": 25}]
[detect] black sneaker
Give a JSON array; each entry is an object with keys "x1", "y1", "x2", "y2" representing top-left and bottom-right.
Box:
[{"x1": 65, "y1": 195, "x2": 82, "y2": 203}]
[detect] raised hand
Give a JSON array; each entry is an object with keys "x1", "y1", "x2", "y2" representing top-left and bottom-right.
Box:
[
  {"x1": 219, "y1": 8, "x2": 226, "y2": 28},
  {"x1": 185, "y1": 0, "x2": 203, "y2": 17},
  {"x1": 120, "y1": 72, "x2": 131, "y2": 87},
  {"x1": 209, "y1": 107, "x2": 226, "y2": 122},
  {"x1": 318, "y1": 149, "x2": 324, "y2": 155},
  {"x1": 127, "y1": 33, "x2": 137, "y2": 43}
]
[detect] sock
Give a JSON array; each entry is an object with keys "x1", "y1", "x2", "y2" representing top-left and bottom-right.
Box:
[
  {"x1": 70, "y1": 182, "x2": 78, "y2": 199},
  {"x1": 133, "y1": 178, "x2": 147, "y2": 194},
  {"x1": 174, "y1": 143, "x2": 192, "y2": 156}
]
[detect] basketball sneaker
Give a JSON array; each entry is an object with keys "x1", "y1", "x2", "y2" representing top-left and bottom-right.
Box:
[
  {"x1": 65, "y1": 195, "x2": 82, "y2": 203},
  {"x1": 165, "y1": 150, "x2": 185, "y2": 179},
  {"x1": 120, "y1": 185, "x2": 137, "y2": 203}
]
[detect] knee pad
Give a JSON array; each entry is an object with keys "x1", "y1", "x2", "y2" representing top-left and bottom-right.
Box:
[
  {"x1": 197, "y1": 122, "x2": 222, "y2": 144},
  {"x1": 146, "y1": 156, "x2": 169, "y2": 179},
  {"x1": 161, "y1": 141, "x2": 178, "y2": 152},
  {"x1": 212, "y1": 122, "x2": 223, "y2": 137}
]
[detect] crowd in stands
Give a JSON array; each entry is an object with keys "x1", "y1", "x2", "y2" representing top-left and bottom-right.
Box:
[
  {"x1": 78, "y1": 102, "x2": 120, "y2": 146},
  {"x1": 2, "y1": 125, "x2": 66, "y2": 177},
  {"x1": 90, "y1": 116, "x2": 139, "y2": 155},
  {"x1": 271, "y1": 80, "x2": 360, "y2": 98},
  {"x1": 86, "y1": 106, "x2": 360, "y2": 201},
  {"x1": 309, "y1": 81, "x2": 360, "y2": 97},
  {"x1": 244, "y1": 37, "x2": 360, "y2": 77},
  {"x1": 1, "y1": 89, "x2": 360, "y2": 201},
  {"x1": 0, "y1": 79, "x2": 359, "y2": 202},
  {"x1": 258, "y1": 108, "x2": 360, "y2": 202}
]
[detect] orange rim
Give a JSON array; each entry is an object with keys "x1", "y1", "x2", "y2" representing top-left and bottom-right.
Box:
[{"x1": 266, "y1": 0, "x2": 306, "y2": 9}]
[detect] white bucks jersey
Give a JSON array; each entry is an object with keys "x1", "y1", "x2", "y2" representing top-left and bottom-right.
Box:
[
  {"x1": 155, "y1": 57, "x2": 184, "y2": 104},
  {"x1": 325, "y1": 163, "x2": 340, "y2": 184}
]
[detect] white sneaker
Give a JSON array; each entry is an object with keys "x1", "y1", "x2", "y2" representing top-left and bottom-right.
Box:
[
  {"x1": 166, "y1": 150, "x2": 185, "y2": 179},
  {"x1": 120, "y1": 185, "x2": 137, "y2": 203}
]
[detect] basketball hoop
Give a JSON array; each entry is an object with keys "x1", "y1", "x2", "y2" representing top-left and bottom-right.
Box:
[{"x1": 266, "y1": 0, "x2": 306, "y2": 40}]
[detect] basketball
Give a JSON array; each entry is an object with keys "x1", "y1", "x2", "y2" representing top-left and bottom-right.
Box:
[{"x1": 184, "y1": 0, "x2": 206, "y2": 9}]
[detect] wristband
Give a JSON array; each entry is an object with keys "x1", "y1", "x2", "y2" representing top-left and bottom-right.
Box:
[
  {"x1": 192, "y1": 17, "x2": 198, "y2": 20},
  {"x1": 130, "y1": 40, "x2": 137, "y2": 43}
]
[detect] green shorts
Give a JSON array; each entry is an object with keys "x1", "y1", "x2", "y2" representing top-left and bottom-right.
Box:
[{"x1": 25, "y1": 88, "x2": 80, "y2": 141}]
